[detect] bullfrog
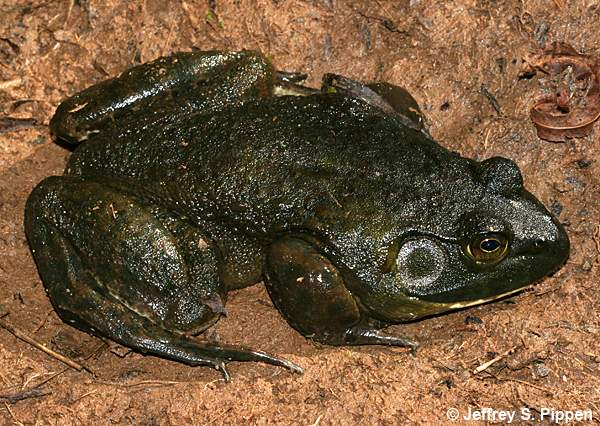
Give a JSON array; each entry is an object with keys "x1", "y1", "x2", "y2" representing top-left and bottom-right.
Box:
[{"x1": 25, "y1": 50, "x2": 569, "y2": 380}]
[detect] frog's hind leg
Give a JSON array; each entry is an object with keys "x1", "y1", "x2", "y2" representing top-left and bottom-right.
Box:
[
  {"x1": 264, "y1": 236, "x2": 418, "y2": 352},
  {"x1": 25, "y1": 176, "x2": 302, "y2": 380},
  {"x1": 321, "y1": 74, "x2": 430, "y2": 136},
  {"x1": 50, "y1": 50, "x2": 277, "y2": 145}
]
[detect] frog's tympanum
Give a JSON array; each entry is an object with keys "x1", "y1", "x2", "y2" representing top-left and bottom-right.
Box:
[{"x1": 25, "y1": 51, "x2": 569, "y2": 380}]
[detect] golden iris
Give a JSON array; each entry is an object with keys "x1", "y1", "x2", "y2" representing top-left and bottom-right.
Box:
[{"x1": 464, "y1": 233, "x2": 509, "y2": 264}]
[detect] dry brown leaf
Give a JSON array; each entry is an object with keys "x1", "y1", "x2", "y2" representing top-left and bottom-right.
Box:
[{"x1": 524, "y1": 42, "x2": 600, "y2": 142}]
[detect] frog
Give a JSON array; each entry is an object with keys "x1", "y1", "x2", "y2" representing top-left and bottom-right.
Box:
[{"x1": 25, "y1": 50, "x2": 570, "y2": 381}]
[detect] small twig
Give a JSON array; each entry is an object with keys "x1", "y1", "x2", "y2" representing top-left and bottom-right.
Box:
[
  {"x1": 0, "y1": 78, "x2": 22, "y2": 90},
  {"x1": 0, "y1": 368, "x2": 66, "y2": 406},
  {"x1": 482, "y1": 126, "x2": 492, "y2": 153},
  {"x1": 592, "y1": 224, "x2": 600, "y2": 258},
  {"x1": 356, "y1": 11, "x2": 407, "y2": 35},
  {"x1": 0, "y1": 388, "x2": 50, "y2": 404},
  {"x1": 29, "y1": 368, "x2": 69, "y2": 390},
  {"x1": 63, "y1": 0, "x2": 75, "y2": 29},
  {"x1": 4, "y1": 402, "x2": 25, "y2": 426},
  {"x1": 21, "y1": 373, "x2": 41, "y2": 389},
  {"x1": 480, "y1": 85, "x2": 502, "y2": 115},
  {"x1": 83, "y1": 341, "x2": 110, "y2": 363},
  {"x1": 3, "y1": 402, "x2": 23, "y2": 425},
  {"x1": 473, "y1": 345, "x2": 517, "y2": 374},
  {"x1": 0, "y1": 317, "x2": 88, "y2": 373},
  {"x1": 94, "y1": 379, "x2": 182, "y2": 388},
  {"x1": 71, "y1": 389, "x2": 98, "y2": 404},
  {"x1": 0, "y1": 117, "x2": 39, "y2": 133},
  {"x1": 0, "y1": 371, "x2": 10, "y2": 387},
  {"x1": 32, "y1": 310, "x2": 54, "y2": 334},
  {"x1": 309, "y1": 414, "x2": 324, "y2": 426}
]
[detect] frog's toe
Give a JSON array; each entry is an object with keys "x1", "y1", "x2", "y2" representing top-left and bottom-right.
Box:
[
  {"x1": 345, "y1": 326, "x2": 419, "y2": 353},
  {"x1": 206, "y1": 344, "x2": 303, "y2": 375},
  {"x1": 251, "y1": 350, "x2": 303, "y2": 375},
  {"x1": 213, "y1": 361, "x2": 231, "y2": 382},
  {"x1": 281, "y1": 358, "x2": 304, "y2": 375}
]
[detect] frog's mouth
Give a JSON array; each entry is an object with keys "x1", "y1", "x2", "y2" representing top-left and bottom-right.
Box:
[
  {"x1": 375, "y1": 284, "x2": 534, "y2": 322},
  {"x1": 433, "y1": 284, "x2": 533, "y2": 310}
]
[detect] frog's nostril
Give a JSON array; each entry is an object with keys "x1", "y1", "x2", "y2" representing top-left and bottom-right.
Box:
[{"x1": 530, "y1": 224, "x2": 570, "y2": 264}]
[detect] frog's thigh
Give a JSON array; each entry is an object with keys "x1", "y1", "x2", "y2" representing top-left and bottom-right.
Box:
[
  {"x1": 25, "y1": 176, "x2": 223, "y2": 334},
  {"x1": 264, "y1": 236, "x2": 361, "y2": 344},
  {"x1": 25, "y1": 176, "x2": 302, "y2": 378}
]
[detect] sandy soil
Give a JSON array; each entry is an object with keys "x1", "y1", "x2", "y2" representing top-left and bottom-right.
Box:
[{"x1": 0, "y1": 1, "x2": 598, "y2": 424}]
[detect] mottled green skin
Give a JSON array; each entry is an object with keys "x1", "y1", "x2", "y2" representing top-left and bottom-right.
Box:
[{"x1": 25, "y1": 51, "x2": 569, "y2": 378}]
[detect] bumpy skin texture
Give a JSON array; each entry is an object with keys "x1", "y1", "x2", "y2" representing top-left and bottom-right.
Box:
[{"x1": 25, "y1": 50, "x2": 569, "y2": 378}]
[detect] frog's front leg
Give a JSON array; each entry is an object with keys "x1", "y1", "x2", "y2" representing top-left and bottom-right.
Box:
[
  {"x1": 264, "y1": 236, "x2": 418, "y2": 352},
  {"x1": 25, "y1": 177, "x2": 302, "y2": 380}
]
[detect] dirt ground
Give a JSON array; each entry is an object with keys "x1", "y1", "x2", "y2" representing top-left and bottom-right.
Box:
[{"x1": 0, "y1": 0, "x2": 599, "y2": 424}]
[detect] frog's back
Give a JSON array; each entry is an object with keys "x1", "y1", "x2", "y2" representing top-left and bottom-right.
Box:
[{"x1": 67, "y1": 93, "x2": 472, "y2": 235}]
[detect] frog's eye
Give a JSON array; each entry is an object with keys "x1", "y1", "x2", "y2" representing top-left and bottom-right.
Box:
[{"x1": 464, "y1": 233, "x2": 509, "y2": 264}]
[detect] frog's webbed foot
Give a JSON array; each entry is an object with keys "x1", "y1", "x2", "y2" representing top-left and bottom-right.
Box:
[
  {"x1": 25, "y1": 176, "x2": 302, "y2": 381},
  {"x1": 129, "y1": 332, "x2": 303, "y2": 381},
  {"x1": 321, "y1": 73, "x2": 431, "y2": 138},
  {"x1": 43, "y1": 280, "x2": 301, "y2": 381},
  {"x1": 344, "y1": 326, "x2": 419, "y2": 355},
  {"x1": 265, "y1": 236, "x2": 417, "y2": 354},
  {"x1": 55, "y1": 288, "x2": 302, "y2": 381}
]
